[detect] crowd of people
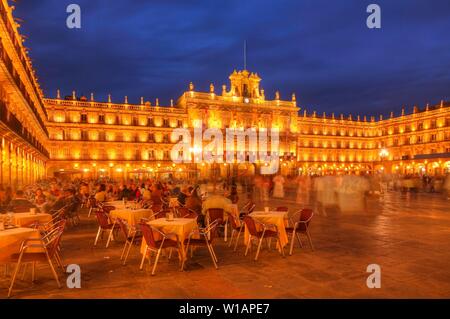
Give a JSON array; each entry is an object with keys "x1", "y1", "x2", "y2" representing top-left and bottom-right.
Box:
[{"x1": 1, "y1": 170, "x2": 449, "y2": 215}]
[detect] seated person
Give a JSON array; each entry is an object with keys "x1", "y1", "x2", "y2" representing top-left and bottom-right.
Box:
[
  {"x1": 34, "y1": 188, "x2": 47, "y2": 206},
  {"x1": 185, "y1": 186, "x2": 203, "y2": 216},
  {"x1": 177, "y1": 187, "x2": 190, "y2": 206},
  {"x1": 94, "y1": 184, "x2": 107, "y2": 202}
]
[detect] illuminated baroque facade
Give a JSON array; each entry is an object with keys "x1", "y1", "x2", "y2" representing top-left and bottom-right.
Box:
[
  {"x1": 1, "y1": 1, "x2": 449, "y2": 186},
  {"x1": 44, "y1": 70, "x2": 450, "y2": 180},
  {"x1": 0, "y1": 1, "x2": 48, "y2": 189}
]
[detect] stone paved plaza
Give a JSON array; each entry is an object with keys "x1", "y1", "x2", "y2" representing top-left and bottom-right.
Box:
[{"x1": 1, "y1": 191, "x2": 450, "y2": 299}]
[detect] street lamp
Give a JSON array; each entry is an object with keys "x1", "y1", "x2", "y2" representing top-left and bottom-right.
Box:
[{"x1": 379, "y1": 148, "x2": 389, "y2": 176}]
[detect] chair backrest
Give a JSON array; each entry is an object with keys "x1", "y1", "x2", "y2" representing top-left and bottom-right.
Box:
[
  {"x1": 276, "y1": 206, "x2": 289, "y2": 212},
  {"x1": 52, "y1": 206, "x2": 67, "y2": 220},
  {"x1": 207, "y1": 208, "x2": 224, "y2": 225},
  {"x1": 151, "y1": 204, "x2": 162, "y2": 214},
  {"x1": 43, "y1": 225, "x2": 65, "y2": 257},
  {"x1": 116, "y1": 218, "x2": 130, "y2": 238},
  {"x1": 243, "y1": 216, "x2": 259, "y2": 236},
  {"x1": 176, "y1": 207, "x2": 189, "y2": 217},
  {"x1": 141, "y1": 200, "x2": 152, "y2": 209},
  {"x1": 204, "y1": 219, "x2": 221, "y2": 241},
  {"x1": 41, "y1": 217, "x2": 66, "y2": 233},
  {"x1": 88, "y1": 197, "x2": 97, "y2": 208},
  {"x1": 139, "y1": 222, "x2": 158, "y2": 248},
  {"x1": 101, "y1": 205, "x2": 115, "y2": 214},
  {"x1": 154, "y1": 209, "x2": 170, "y2": 219},
  {"x1": 300, "y1": 208, "x2": 314, "y2": 225},
  {"x1": 95, "y1": 211, "x2": 111, "y2": 229},
  {"x1": 226, "y1": 212, "x2": 239, "y2": 229},
  {"x1": 247, "y1": 204, "x2": 256, "y2": 214}
]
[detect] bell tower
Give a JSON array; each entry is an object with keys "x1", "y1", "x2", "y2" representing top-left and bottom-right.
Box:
[{"x1": 227, "y1": 70, "x2": 261, "y2": 98}]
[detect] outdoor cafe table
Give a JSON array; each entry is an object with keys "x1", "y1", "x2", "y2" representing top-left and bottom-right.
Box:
[
  {"x1": 12, "y1": 212, "x2": 52, "y2": 227},
  {"x1": 110, "y1": 207, "x2": 154, "y2": 226},
  {"x1": 244, "y1": 211, "x2": 289, "y2": 251},
  {"x1": 105, "y1": 201, "x2": 127, "y2": 210},
  {"x1": 0, "y1": 227, "x2": 43, "y2": 262},
  {"x1": 140, "y1": 218, "x2": 198, "y2": 261}
]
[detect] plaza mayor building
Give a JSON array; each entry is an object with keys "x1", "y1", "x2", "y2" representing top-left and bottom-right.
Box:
[{"x1": 0, "y1": 1, "x2": 449, "y2": 188}]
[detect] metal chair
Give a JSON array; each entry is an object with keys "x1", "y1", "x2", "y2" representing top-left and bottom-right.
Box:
[
  {"x1": 206, "y1": 208, "x2": 225, "y2": 225},
  {"x1": 8, "y1": 225, "x2": 65, "y2": 297},
  {"x1": 116, "y1": 218, "x2": 142, "y2": 265},
  {"x1": 176, "y1": 207, "x2": 198, "y2": 219},
  {"x1": 285, "y1": 209, "x2": 314, "y2": 255},
  {"x1": 243, "y1": 216, "x2": 285, "y2": 261},
  {"x1": 94, "y1": 210, "x2": 119, "y2": 247},
  {"x1": 226, "y1": 212, "x2": 244, "y2": 251},
  {"x1": 182, "y1": 219, "x2": 221, "y2": 270},
  {"x1": 139, "y1": 222, "x2": 181, "y2": 275},
  {"x1": 87, "y1": 197, "x2": 98, "y2": 217}
]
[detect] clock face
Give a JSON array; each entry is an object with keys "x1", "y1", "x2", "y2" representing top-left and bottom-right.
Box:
[{"x1": 244, "y1": 98, "x2": 250, "y2": 104}]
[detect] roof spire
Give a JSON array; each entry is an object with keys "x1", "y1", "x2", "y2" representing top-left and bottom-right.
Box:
[{"x1": 244, "y1": 40, "x2": 247, "y2": 70}]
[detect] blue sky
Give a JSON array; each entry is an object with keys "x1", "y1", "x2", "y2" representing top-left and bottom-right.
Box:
[{"x1": 15, "y1": 0, "x2": 450, "y2": 117}]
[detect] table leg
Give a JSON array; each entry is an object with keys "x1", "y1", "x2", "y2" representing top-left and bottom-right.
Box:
[{"x1": 224, "y1": 222, "x2": 228, "y2": 242}]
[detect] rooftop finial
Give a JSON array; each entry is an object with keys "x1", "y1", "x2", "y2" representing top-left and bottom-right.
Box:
[
  {"x1": 57, "y1": 89, "x2": 61, "y2": 99},
  {"x1": 244, "y1": 40, "x2": 247, "y2": 70},
  {"x1": 90, "y1": 93, "x2": 94, "y2": 101},
  {"x1": 108, "y1": 94, "x2": 111, "y2": 103},
  {"x1": 189, "y1": 82, "x2": 194, "y2": 91},
  {"x1": 170, "y1": 99, "x2": 174, "y2": 107},
  {"x1": 72, "y1": 90, "x2": 76, "y2": 100},
  {"x1": 210, "y1": 83, "x2": 215, "y2": 93},
  {"x1": 124, "y1": 96, "x2": 128, "y2": 104},
  {"x1": 140, "y1": 97, "x2": 144, "y2": 105}
]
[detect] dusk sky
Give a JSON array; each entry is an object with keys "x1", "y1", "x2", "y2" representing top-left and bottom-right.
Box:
[{"x1": 15, "y1": 0, "x2": 450, "y2": 117}]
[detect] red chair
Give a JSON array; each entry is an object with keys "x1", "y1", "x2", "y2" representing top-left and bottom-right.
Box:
[
  {"x1": 94, "y1": 211, "x2": 119, "y2": 247},
  {"x1": 150, "y1": 204, "x2": 163, "y2": 219},
  {"x1": 227, "y1": 212, "x2": 244, "y2": 251},
  {"x1": 285, "y1": 209, "x2": 314, "y2": 255},
  {"x1": 176, "y1": 207, "x2": 198, "y2": 219},
  {"x1": 87, "y1": 197, "x2": 98, "y2": 217},
  {"x1": 151, "y1": 208, "x2": 170, "y2": 220},
  {"x1": 139, "y1": 222, "x2": 181, "y2": 275},
  {"x1": 8, "y1": 225, "x2": 65, "y2": 297},
  {"x1": 117, "y1": 218, "x2": 142, "y2": 265},
  {"x1": 182, "y1": 219, "x2": 221, "y2": 270},
  {"x1": 243, "y1": 216, "x2": 285, "y2": 261},
  {"x1": 206, "y1": 208, "x2": 225, "y2": 225},
  {"x1": 101, "y1": 205, "x2": 116, "y2": 214}
]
